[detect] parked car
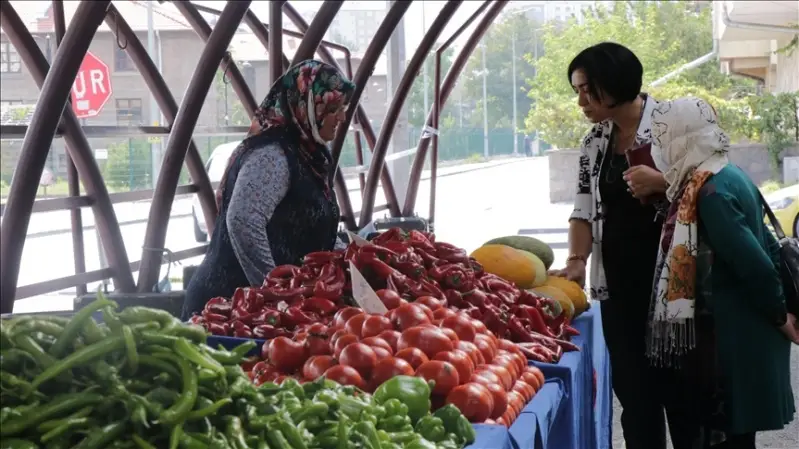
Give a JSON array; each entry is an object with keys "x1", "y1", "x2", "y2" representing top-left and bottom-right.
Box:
[
  {"x1": 765, "y1": 183, "x2": 799, "y2": 238},
  {"x1": 192, "y1": 140, "x2": 241, "y2": 242}
]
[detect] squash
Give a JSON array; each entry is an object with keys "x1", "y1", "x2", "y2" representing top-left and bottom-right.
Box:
[
  {"x1": 542, "y1": 276, "x2": 589, "y2": 316},
  {"x1": 470, "y1": 244, "x2": 537, "y2": 289},
  {"x1": 483, "y1": 235, "x2": 555, "y2": 270},
  {"x1": 515, "y1": 250, "x2": 547, "y2": 287},
  {"x1": 531, "y1": 286, "x2": 575, "y2": 322}
]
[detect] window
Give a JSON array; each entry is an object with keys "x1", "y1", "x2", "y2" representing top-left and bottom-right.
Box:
[
  {"x1": 114, "y1": 45, "x2": 135, "y2": 72},
  {"x1": 115, "y1": 98, "x2": 143, "y2": 126},
  {"x1": 1, "y1": 42, "x2": 22, "y2": 73}
]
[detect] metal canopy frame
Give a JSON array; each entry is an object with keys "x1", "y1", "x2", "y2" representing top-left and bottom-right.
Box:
[{"x1": 0, "y1": 0, "x2": 509, "y2": 313}]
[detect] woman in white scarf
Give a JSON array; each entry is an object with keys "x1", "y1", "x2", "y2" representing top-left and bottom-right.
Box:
[{"x1": 647, "y1": 97, "x2": 796, "y2": 449}]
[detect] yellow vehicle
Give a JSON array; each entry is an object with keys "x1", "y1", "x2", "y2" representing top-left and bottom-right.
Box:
[{"x1": 765, "y1": 184, "x2": 799, "y2": 238}]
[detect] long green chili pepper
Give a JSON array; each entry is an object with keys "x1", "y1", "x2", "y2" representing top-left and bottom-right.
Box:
[
  {"x1": 180, "y1": 433, "x2": 211, "y2": 449},
  {"x1": 153, "y1": 353, "x2": 198, "y2": 426},
  {"x1": 225, "y1": 416, "x2": 250, "y2": 449},
  {"x1": 102, "y1": 307, "x2": 124, "y2": 334},
  {"x1": 166, "y1": 324, "x2": 207, "y2": 344},
  {"x1": 137, "y1": 354, "x2": 180, "y2": 378},
  {"x1": 174, "y1": 338, "x2": 225, "y2": 376},
  {"x1": 73, "y1": 420, "x2": 127, "y2": 449},
  {"x1": 138, "y1": 331, "x2": 178, "y2": 347},
  {"x1": 0, "y1": 439, "x2": 38, "y2": 449},
  {"x1": 201, "y1": 346, "x2": 243, "y2": 365},
  {"x1": 187, "y1": 397, "x2": 232, "y2": 420},
  {"x1": 132, "y1": 434, "x2": 157, "y2": 449},
  {"x1": 0, "y1": 391, "x2": 103, "y2": 436},
  {"x1": 117, "y1": 307, "x2": 176, "y2": 327},
  {"x1": 272, "y1": 419, "x2": 308, "y2": 449},
  {"x1": 9, "y1": 319, "x2": 64, "y2": 339},
  {"x1": 13, "y1": 334, "x2": 57, "y2": 370},
  {"x1": 169, "y1": 424, "x2": 183, "y2": 449},
  {"x1": 337, "y1": 416, "x2": 349, "y2": 449},
  {"x1": 40, "y1": 417, "x2": 93, "y2": 443},
  {"x1": 0, "y1": 372, "x2": 34, "y2": 397},
  {"x1": 265, "y1": 428, "x2": 292, "y2": 449},
  {"x1": 49, "y1": 297, "x2": 116, "y2": 357},
  {"x1": 31, "y1": 336, "x2": 125, "y2": 390},
  {"x1": 120, "y1": 325, "x2": 139, "y2": 373},
  {"x1": 36, "y1": 406, "x2": 94, "y2": 433},
  {"x1": 80, "y1": 317, "x2": 106, "y2": 344},
  {"x1": 0, "y1": 348, "x2": 36, "y2": 371}
]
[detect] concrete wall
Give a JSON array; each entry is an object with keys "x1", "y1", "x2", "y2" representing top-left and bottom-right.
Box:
[{"x1": 548, "y1": 143, "x2": 799, "y2": 204}]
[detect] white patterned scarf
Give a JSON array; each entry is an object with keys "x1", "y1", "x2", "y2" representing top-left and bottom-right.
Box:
[{"x1": 646, "y1": 97, "x2": 730, "y2": 366}]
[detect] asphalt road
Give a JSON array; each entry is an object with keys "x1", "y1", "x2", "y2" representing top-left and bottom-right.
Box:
[{"x1": 12, "y1": 157, "x2": 799, "y2": 448}]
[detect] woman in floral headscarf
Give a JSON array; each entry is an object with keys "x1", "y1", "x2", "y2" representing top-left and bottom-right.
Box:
[
  {"x1": 182, "y1": 60, "x2": 355, "y2": 320},
  {"x1": 647, "y1": 97, "x2": 796, "y2": 449}
]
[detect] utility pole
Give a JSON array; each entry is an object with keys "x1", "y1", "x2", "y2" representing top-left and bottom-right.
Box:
[
  {"x1": 387, "y1": 0, "x2": 409, "y2": 207},
  {"x1": 481, "y1": 42, "x2": 489, "y2": 159},
  {"x1": 511, "y1": 29, "x2": 518, "y2": 156}
]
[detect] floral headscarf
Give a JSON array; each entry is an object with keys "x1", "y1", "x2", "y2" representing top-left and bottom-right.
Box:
[{"x1": 217, "y1": 60, "x2": 355, "y2": 207}]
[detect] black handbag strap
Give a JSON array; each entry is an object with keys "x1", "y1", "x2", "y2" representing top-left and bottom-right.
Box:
[{"x1": 757, "y1": 190, "x2": 787, "y2": 240}]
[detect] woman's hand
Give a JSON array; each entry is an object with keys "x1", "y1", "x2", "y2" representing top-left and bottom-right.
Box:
[
  {"x1": 623, "y1": 166, "x2": 667, "y2": 199},
  {"x1": 548, "y1": 260, "x2": 587, "y2": 288},
  {"x1": 779, "y1": 313, "x2": 799, "y2": 345}
]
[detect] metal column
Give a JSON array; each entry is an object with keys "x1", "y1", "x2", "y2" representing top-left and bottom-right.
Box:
[{"x1": 385, "y1": 0, "x2": 410, "y2": 210}]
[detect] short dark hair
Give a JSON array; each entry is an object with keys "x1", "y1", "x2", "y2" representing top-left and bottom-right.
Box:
[{"x1": 567, "y1": 42, "x2": 643, "y2": 107}]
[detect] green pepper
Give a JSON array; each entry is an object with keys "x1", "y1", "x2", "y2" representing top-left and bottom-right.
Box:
[
  {"x1": 36, "y1": 406, "x2": 93, "y2": 433},
  {"x1": 290, "y1": 401, "x2": 329, "y2": 423},
  {"x1": 117, "y1": 306, "x2": 176, "y2": 328},
  {"x1": 80, "y1": 317, "x2": 107, "y2": 345},
  {"x1": 224, "y1": 416, "x2": 249, "y2": 449},
  {"x1": 32, "y1": 336, "x2": 124, "y2": 389},
  {"x1": 50, "y1": 296, "x2": 116, "y2": 357},
  {"x1": 121, "y1": 325, "x2": 139, "y2": 373},
  {"x1": 433, "y1": 404, "x2": 476, "y2": 445},
  {"x1": 404, "y1": 439, "x2": 438, "y2": 449},
  {"x1": 73, "y1": 420, "x2": 127, "y2": 449},
  {"x1": 187, "y1": 398, "x2": 231, "y2": 420},
  {"x1": 0, "y1": 372, "x2": 34, "y2": 397},
  {"x1": 13, "y1": 334, "x2": 58, "y2": 370},
  {"x1": 272, "y1": 417, "x2": 309, "y2": 449},
  {"x1": 131, "y1": 435, "x2": 157, "y2": 449},
  {"x1": 0, "y1": 439, "x2": 38, "y2": 449},
  {"x1": 373, "y1": 376, "x2": 432, "y2": 424},
  {"x1": 40, "y1": 417, "x2": 92, "y2": 443},
  {"x1": 377, "y1": 415, "x2": 412, "y2": 433},
  {"x1": 0, "y1": 348, "x2": 37, "y2": 371},
  {"x1": 264, "y1": 428, "x2": 293, "y2": 449},
  {"x1": 414, "y1": 415, "x2": 447, "y2": 443},
  {"x1": 138, "y1": 354, "x2": 180, "y2": 378},
  {"x1": 9, "y1": 319, "x2": 64, "y2": 339},
  {"x1": 381, "y1": 398, "x2": 408, "y2": 418},
  {"x1": 386, "y1": 431, "x2": 420, "y2": 445},
  {"x1": 0, "y1": 392, "x2": 103, "y2": 437},
  {"x1": 154, "y1": 353, "x2": 198, "y2": 426},
  {"x1": 352, "y1": 421, "x2": 381, "y2": 449},
  {"x1": 173, "y1": 338, "x2": 225, "y2": 375}
]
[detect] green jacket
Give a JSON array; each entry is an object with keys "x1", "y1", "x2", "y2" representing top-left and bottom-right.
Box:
[{"x1": 696, "y1": 164, "x2": 795, "y2": 434}]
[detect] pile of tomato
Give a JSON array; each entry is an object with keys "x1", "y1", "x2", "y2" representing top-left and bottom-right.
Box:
[{"x1": 243, "y1": 301, "x2": 547, "y2": 427}]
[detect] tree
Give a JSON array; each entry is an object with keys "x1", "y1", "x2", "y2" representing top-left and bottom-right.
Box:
[
  {"x1": 103, "y1": 139, "x2": 153, "y2": 191},
  {"x1": 524, "y1": 2, "x2": 756, "y2": 149},
  {"x1": 215, "y1": 57, "x2": 250, "y2": 127},
  {"x1": 461, "y1": 12, "x2": 544, "y2": 130},
  {"x1": 405, "y1": 46, "x2": 456, "y2": 128}
]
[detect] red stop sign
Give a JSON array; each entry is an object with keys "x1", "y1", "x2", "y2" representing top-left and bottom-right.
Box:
[{"x1": 70, "y1": 51, "x2": 113, "y2": 119}]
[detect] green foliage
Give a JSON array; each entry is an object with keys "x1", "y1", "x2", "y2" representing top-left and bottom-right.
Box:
[
  {"x1": 406, "y1": 47, "x2": 456, "y2": 127},
  {"x1": 215, "y1": 59, "x2": 250, "y2": 127},
  {"x1": 102, "y1": 139, "x2": 153, "y2": 190},
  {"x1": 461, "y1": 13, "x2": 543, "y2": 131},
  {"x1": 523, "y1": 1, "x2": 757, "y2": 149},
  {"x1": 746, "y1": 92, "x2": 799, "y2": 169}
]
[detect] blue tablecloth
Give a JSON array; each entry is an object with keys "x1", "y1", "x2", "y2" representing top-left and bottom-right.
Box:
[
  {"x1": 468, "y1": 424, "x2": 514, "y2": 449},
  {"x1": 509, "y1": 379, "x2": 566, "y2": 449},
  {"x1": 526, "y1": 305, "x2": 612, "y2": 449}
]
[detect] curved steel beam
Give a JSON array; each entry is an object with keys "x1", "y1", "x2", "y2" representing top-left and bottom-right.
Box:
[
  {"x1": 283, "y1": 3, "x2": 390, "y2": 228},
  {"x1": 0, "y1": 0, "x2": 135, "y2": 312},
  {"x1": 174, "y1": 1, "x2": 258, "y2": 118},
  {"x1": 137, "y1": 1, "x2": 252, "y2": 291},
  {"x1": 104, "y1": 5, "x2": 218, "y2": 236},
  {"x1": 358, "y1": 0, "x2": 464, "y2": 227},
  {"x1": 402, "y1": 0, "x2": 508, "y2": 215},
  {"x1": 290, "y1": 1, "x2": 344, "y2": 65},
  {"x1": 269, "y1": 0, "x2": 285, "y2": 84},
  {"x1": 328, "y1": 1, "x2": 413, "y2": 223}
]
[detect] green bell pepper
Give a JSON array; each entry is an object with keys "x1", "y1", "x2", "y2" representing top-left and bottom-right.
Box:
[
  {"x1": 373, "y1": 376, "x2": 432, "y2": 424},
  {"x1": 378, "y1": 415, "x2": 413, "y2": 433},
  {"x1": 382, "y1": 399, "x2": 409, "y2": 418},
  {"x1": 404, "y1": 439, "x2": 438, "y2": 449},
  {"x1": 414, "y1": 416, "x2": 447, "y2": 443},
  {"x1": 433, "y1": 404, "x2": 476, "y2": 445}
]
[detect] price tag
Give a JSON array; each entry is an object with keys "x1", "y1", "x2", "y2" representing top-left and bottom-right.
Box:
[
  {"x1": 348, "y1": 261, "x2": 388, "y2": 314},
  {"x1": 346, "y1": 230, "x2": 370, "y2": 247}
]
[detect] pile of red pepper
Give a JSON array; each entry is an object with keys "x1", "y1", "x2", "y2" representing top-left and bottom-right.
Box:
[{"x1": 190, "y1": 228, "x2": 579, "y2": 362}]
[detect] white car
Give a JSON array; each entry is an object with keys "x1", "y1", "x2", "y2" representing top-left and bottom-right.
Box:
[{"x1": 192, "y1": 140, "x2": 241, "y2": 242}]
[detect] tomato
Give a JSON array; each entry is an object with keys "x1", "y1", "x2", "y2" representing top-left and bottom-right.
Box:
[
  {"x1": 525, "y1": 366, "x2": 545, "y2": 388},
  {"x1": 394, "y1": 347, "x2": 429, "y2": 370},
  {"x1": 472, "y1": 334, "x2": 497, "y2": 363},
  {"x1": 499, "y1": 350, "x2": 527, "y2": 376},
  {"x1": 361, "y1": 336, "x2": 394, "y2": 355},
  {"x1": 391, "y1": 303, "x2": 432, "y2": 330},
  {"x1": 440, "y1": 315, "x2": 477, "y2": 342},
  {"x1": 470, "y1": 319, "x2": 488, "y2": 334},
  {"x1": 433, "y1": 307, "x2": 456, "y2": 321},
  {"x1": 495, "y1": 416, "x2": 508, "y2": 427},
  {"x1": 267, "y1": 336, "x2": 308, "y2": 373},
  {"x1": 498, "y1": 339, "x2": 524, "y2": 358},
  {"x1": 506, "y1": 390, "x2": 526, "y2": 415},
  {"x1": 333, "y1": 334, "x2": 360, "y2": 358},
  {"x1": 492, "y1": 354, "x2": 520, "y2": 382},
  {"x1": 500, "y1": 407, "x2": 517, "y2": 426},
  {"x1": 370, "y1": 357, "x2": 414, "y2": 391},
  {"x1": 477, "y1": 364, "x2": 513, "y2": 391},
  {"x1": 416, "y1": 360, "x2": 460, "y2": 396},
  {"x1": 305, "y1": 334, "x2": 332, "y2": 356},
  {"x1": 371, "y1": 346, "x2": 391, "y2": 359},
  {"x1": 456, "y1": 340, "x2": 486, "y2": 367},
  {"x1": 361, "y1": 315, "x2": 393, "y2": 339},
  {"x1": 513, "y1": 380, "x2": 536, "y2": 403},
  {"x1": 481, "y1": 382, "x2": 509, "y2": 420},
  {"x1": 470, "y1": 370, "x2": 502, "y2": 389},
  {"x1": 376, "y1": 289, "x2": 404, "y2": 310},
  {"x1": 254, "y1": 364, "x2": 280, "y2": 386},
  {"x1": 303, "y1": 355, "x2": 337, "y2": 380},
  {"x1": 414, "y1": 303, "x2": 435, "y2": 321},
  {"x1": 445, "y1": 382, "x2": 494, "y2": 423},
  {"x1": 433, "y1": 349, "x2": 474, "y2": 385},
  {"x1": 274, "y1": 375, "x2": 291, "y2": 384},
  {"x1": 521, "y1": 371, "x2": 542, "y2": 391},
  {"x1": 415, "y1": 296, "x2": 444, "y2": 311},
  {"x1": 333, "y1": 307, "x2": 363, "y2": 329},
  {"x1": 485, "y1": 419, "x2": 496, "y2": 425},
  {"x1": 330, "y1": 329, "x2": 355, "y2": 347},
  {"x1": 323, "y1": 365, "x2": 366, "y2": 390},
  {"x1": 306, "y1": 323, "x2": 329, "y2": 335},
  {"x1": 377, "y1": 330, "x2": 401, "y2": 352},
  {"x1": 344, "y1": 313, "x2": 369, "y2": 338},
  {"x1": 438, "y1": 327, "x2": 460, "y2": 344},
  {"x1": 338, "y1": 342, "x2": 378, "y2": 379},
  {"x1": 398, "y1": 326, "x2": 454, "y2": 359}
]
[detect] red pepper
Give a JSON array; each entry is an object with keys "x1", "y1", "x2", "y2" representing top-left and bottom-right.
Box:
[
  {"x1": 283, "y1": 306, "x2": 316, "y2": 328},
  {"x1": 381, "y1": 240, "x2": 412, "y2": 255},
  {"x1": 517, "y1": 343, "x2": 558, "y2": 363},
  {"x1": 469, "y1": 259, "x2": 484, "y2": 277},
  {"x1": 251, "y1": 309, "x2": 281, "y2": 327},
  {"x1": 444, "y1": 289, "x2": 467, "y2": 309},
  {"x1": 253, "y1": 324, "x2": 279, "y2": 339},
  {"x1": 461, "y1": 289, "x2": 487, "y2": 310},
  {"x1": 386, "y1": 274, "x2": 402, "y2": 293},
  {"x1": 419, "y1": 279, "x2": 444, "y2": 298},
  {"x1": 189, "y1": 314, "x2": 205, "y2": 325},
  {"x1": 359, "y1": 243, "x2": 399, "y2": 263},
  {"x1": 561, "y1": 324, "x2": 580, "y2": 338},
  {"x1": 485, "y1": 293, "x2": 503, "y2": 308},
  {"x1": 246, "y1": 289, "x2": 265, "y2": 313},
  {"x1": 518, "y1": 291, "x2": 541, "y2": 308},
  {"x1": 301, "y1": 297, "x2": 338, "y2": 316},
  {"x1": 268, "y1": 264, "x2": 301, "y2": 280},
  {"x1": 316, "y1": 263, "x2": 338, "y2": 282},
  {"x1": 465, "y1": 307, "x2": 483, "y2": 320},
  {"x1": 231, "y1": 288, "x2": 247, "y2": 310},
  {"x1": 233, "y1": 326, "x2": 254, "y2": 338},
  {"x1": 205, "y1": 321, "x2": 230, "y2": 336},
  {"x1": 262, "y1": 286, "x2": 305, "y2": 303},
  {"x1": 230, "y1": 307, "x2": 256, "y2": 327},
  {"x1": 407, "y1": 230, "x2": 436, "y2": 252},
  {"x1": 416, "y1": 250, "x2": 441, "y2": 269},
  {"x1": 483, "y1": 277, "x2": 517, "y2": 293},
  {"x1": 303, "y1": 251, "x2": 342, "y2": 266},
  {"x1": 204, "y1": 301, "x2": 232, "y2": 317},
  {"x1": 343, "y1": 242, "x2": 360, "y2": 261},
  {"x1": 483, "y1": 306, "x2": 509, "y2": 338},
  {"x1": 372, "y1": 228, "x2": 406, "y2": 245},
  {"x1": 392, "y1": 261, "x2": 426, "y2": 280},
  {"x1": 202, "y1": 312, "x2": 229, "y2": 323},
  {"x1": 357, "y1": 252, "x2": 401, "y2": 280},
  {"x1": 514, "y1": 305, "x2": 555, "y2": 338}
]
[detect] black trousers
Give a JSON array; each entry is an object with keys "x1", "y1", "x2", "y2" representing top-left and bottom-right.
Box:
[
  {"x1": 601, "y1": 298, "x2": 702, "y2": 449},
  {"x1": 712, "y1": 433, "x2": 756, "y2": 449}
]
